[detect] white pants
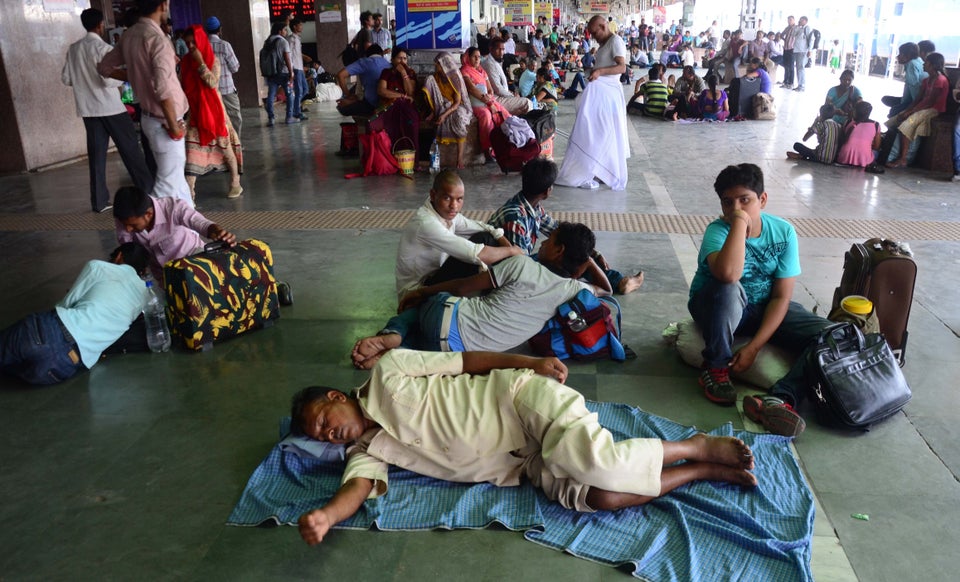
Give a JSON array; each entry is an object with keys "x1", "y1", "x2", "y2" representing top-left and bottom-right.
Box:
[{"x1": 141, "y1": 115, "x2": 193, "y2": 208}]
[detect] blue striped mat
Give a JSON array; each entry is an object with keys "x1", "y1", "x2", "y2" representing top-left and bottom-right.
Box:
[{"x1": 227, "y1": 402, "x2": 813, "y2": 581}]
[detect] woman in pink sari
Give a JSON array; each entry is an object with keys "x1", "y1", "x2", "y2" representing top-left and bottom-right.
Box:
[{"x1": 460, "y1": 47, "x2": 510, "y2": 158}]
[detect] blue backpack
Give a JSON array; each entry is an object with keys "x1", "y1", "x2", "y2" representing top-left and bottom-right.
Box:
[{"x1": 529, "y1": 289, "x2": 628, "y2": 361}]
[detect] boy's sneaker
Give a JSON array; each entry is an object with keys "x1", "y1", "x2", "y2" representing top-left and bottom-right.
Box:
[
  {"x1": 699, "y1": 367, "x2": 737, "y2": 406},
  {"x1": 743, "y1": 395, "x2": 806, "y2": 437}
]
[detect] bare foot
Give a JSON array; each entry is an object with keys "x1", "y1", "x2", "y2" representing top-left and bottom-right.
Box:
[
  {"x1": 688, "y1": 433, "x2": 754, "y2": 470},
  {"x1": 786, "y1": 151, "x2": 802, "y2": 160},
  {"x1": 886, "y1": 159, "x2": 907, "y2": 169},
  {"x1": 617, "y1": 271, "x2": 645, "y2": 294},
  {"x1": 698, "y1": 462, "x2": 758, "y2": 488},
  {"x1": 351, "y1": 335, "x2": 398, "y2": 369}
]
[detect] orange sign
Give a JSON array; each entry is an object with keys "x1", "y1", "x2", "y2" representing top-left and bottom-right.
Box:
[{"x1": 408, "y1": 0, "x2": 459, "y2": 12}]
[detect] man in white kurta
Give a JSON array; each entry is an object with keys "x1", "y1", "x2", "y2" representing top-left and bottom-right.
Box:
[{"x1": 555, "y1": 15, "x2": 631, "y2": 191}]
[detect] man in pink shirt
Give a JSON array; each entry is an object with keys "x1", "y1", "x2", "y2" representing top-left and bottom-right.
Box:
[
  {"x1": 98, "y1": 0, "x2": 192, "y2": 208},
  {"x1": 113, "y1": 186, "x2": 235, "y2": 280}
]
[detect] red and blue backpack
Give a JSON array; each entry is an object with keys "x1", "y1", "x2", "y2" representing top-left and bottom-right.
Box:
[{"x1": 529, "y1": 289, "x2": 628, "y2": 361}]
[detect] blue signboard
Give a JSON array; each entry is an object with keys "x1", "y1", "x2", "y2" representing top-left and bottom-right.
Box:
[{"x1": 395, "y1": 1, "x2": 471, "y2": 50}]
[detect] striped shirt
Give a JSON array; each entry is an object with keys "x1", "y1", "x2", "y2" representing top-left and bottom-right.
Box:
[
  {"x1": 488, "y1": 192, "x2": 560, "y2": 255},
  {"x1": 209, "y1": 33, "x2": 239, "y2": 94},
  {"x1": 641, "y1": 80, "x2": 669, "y2": 117},
  {"x1": 812, "y1": 119, "x2": 841, "y2": 163}
]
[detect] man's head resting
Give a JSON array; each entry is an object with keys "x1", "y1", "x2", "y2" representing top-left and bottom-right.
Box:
[
  {"x1": 110, "y1": 242, "x2": 151, "y2": 275},
  {"x1": 290, "y1": 386, "x2": 366, "y2": 444},
  {"x1": 539, "y1": 222, "x2": 596, "y2": 276}
]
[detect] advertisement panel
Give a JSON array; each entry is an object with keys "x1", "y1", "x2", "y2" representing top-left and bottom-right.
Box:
[
  {"x1": 395, "y1": 0, "x2": 469, "y2": 50},
  {"x1": 505, "y1": 0, "x2": 533, "y2": 27}
]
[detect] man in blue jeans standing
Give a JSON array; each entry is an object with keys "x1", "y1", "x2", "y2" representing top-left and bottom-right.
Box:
[
  {"x1": 287, "y1": 17, "x2": 309, "y2": 121},
  {"x1": 263, "y1": 21, "x2": 296, "y2": 126},
  {"x1": 687, "y1": 163, "x2": 832, "y2": 437}
]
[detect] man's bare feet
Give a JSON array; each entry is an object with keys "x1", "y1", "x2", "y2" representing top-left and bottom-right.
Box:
[
  {"x1": 688, "y1": 434, "x2": 754, "y2": 470},
  {"x1": 617, "y1": 271, "x2": 645, "y2": 294},
  {"x1": 697, "y1": 462, "x2": 758, "y2": 488},
  {"x1": 351, "y1": 335, "x2": 400, "y2": 369},
  {"x1": 886, "y1": 159, "x2": 907, "y2": 169},
  {"x1": 786, "y1": 151, "x2": 802, "y2": 160}
]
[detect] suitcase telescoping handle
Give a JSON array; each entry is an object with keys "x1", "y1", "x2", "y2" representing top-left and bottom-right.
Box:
[{"x1": 203, "y1": 240, "x2": 232, "y2": 254}]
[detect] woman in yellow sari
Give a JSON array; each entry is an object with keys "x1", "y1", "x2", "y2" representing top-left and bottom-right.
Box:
[{"x1": 422, "y1": 52, "x2": 473, "y2": 168}]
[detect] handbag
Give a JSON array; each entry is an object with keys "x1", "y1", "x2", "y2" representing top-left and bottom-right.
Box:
[{"x1": 806, "y1": 323, "x2": 911, "y2": 430}]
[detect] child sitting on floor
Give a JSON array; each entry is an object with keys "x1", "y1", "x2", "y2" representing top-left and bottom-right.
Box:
[
  {"x1": 787, "y1": 104, "x2": 841, "y2": 164},
  {"x1": 835, "y1": 101, "x2": 882, "y2": 168},
  {"x1": 534, "y1": 67, "x2": 560, "y2": 111}
]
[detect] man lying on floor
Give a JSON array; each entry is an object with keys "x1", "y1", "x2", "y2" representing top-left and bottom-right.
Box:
[
  {"x1": 292, "y1": 349, "x2": 758, "y2": 545},
  {"x1": 352, "y1": 222, "x2": 611, "y2": 369}
]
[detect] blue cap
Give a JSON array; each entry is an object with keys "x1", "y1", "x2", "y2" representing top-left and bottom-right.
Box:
[{"x1": 204, "y1": 16, "x2": 221, "y2": 32}]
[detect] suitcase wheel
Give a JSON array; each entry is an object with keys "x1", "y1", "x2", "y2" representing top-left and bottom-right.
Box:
[{"x1": 277, "y1": 281, "x2": 294, "y2": 306}]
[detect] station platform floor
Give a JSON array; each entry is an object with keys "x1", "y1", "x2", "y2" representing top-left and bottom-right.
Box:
[{"x1": 1, "y1": 66, "x2": 958, "y2": 581}]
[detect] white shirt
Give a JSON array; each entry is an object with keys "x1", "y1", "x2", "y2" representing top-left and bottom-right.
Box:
[
  {"x1": 62, "y1": 32, "x2": 126, "y2": 118},
  {"x1": 395, "y1": 199, "x2": 505, "y2": 297},
  {"x1": 481, "y1": 55, "x2": 511, "y2": 98},
  {"x1": 287, "y1": 32, "x2": 303, "y2": 70},
  {"x1": 504, "y1": 37, "x2": 517, "y2": 55}
]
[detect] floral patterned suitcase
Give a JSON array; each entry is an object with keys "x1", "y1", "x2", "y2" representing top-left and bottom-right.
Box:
[{"x1": 163, "y1": 239, "x2": 279, "y2": 351}]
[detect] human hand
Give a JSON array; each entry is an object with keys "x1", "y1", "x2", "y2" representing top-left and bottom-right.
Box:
[
  {"x1": 208, "y1": 225, "x2": 237, "y2": 246},
  {"x1": 398, "y1": 289, "x2": 424, "y2": 313},
  {"x1": 164, "y1": 119, "x2": 186, "y2": 140},
  {"x1": 190, "y1": 47, "x2": 203, "y2": 65},
  {"x1": 533, "y1": 357, "x2": 568, "y2": 383},
  {"x1": 588, "y1": 69, "x2": 600, "y2": 82},
  {"x1": 726, "y1": 209, "x2": 752, "y2": 236},
  {"x1": 594, "y1": 253, "x2": 610, "y2": 271},
  {"x1": 298, "y1": 509, "x2": 333, "y2": 545},
  {"x1": 730, "y1": 344, "x2": 759, "y2": 373}
]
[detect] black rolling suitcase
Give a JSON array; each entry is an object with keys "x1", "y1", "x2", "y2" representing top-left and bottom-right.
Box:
[{"x1": 831, "y1": 238, "x2": 916, "y2": 365}]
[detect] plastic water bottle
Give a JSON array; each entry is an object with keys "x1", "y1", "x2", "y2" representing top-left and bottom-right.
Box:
[
  {"x1": 567, "y1": 310, "x2": 588, "y2": 332},
  {"x1": 429, "y1": 139, "x2": 440, "y2": 174},
  {"x1": 143, "y1": 280, "x2": 171, "y2": 353}
]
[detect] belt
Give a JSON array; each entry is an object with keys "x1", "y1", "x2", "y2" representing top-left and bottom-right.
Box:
[
  {"x1": 438, "y1": 296, "x2": 460, "y2": 352},
  {"x1": 54, "y1": 312, "x2": 82, "y2": 367}
]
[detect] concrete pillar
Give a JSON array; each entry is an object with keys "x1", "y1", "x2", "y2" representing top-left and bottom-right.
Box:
[{"x1": 317, "y1": 0, "x2": 363, "y2": 73}]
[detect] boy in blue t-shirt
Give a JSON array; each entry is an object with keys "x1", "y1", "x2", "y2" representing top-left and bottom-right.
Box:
[{"x1": 688, "y1": 163, "x2": 831, "y2": 437}]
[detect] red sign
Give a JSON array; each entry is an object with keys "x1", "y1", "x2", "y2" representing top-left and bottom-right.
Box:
[{"x1": 269, "y1": 0, "x2": 316, "y2": 19}]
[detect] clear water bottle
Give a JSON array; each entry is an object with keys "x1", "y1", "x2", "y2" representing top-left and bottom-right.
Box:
[
  {"x1": 143, "y1": 280, "x2": 171, "y2": 353},
  {"x1": 429, "y1": 139, "x2": 440, "y2": 174},
  {"x1": 567, "y1": 310, "x2": 588, "y2": 332}
]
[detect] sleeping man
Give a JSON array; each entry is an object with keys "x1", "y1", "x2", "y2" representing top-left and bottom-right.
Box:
[{"x1": 293, "y1": 349, "x2": 758, "y2": 545}]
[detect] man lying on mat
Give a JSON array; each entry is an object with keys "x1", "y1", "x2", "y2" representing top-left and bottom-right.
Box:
[{"x1": 291, "y1": 349, "x2": 757, "y2": 545}]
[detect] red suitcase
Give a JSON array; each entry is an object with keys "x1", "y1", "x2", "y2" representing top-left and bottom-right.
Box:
[
  {"x1": 831, "y1": 238, "x2": 916, "y2": 365},
  {"x1": 490, "y1": 125, "x2": 541, "y2": 174}
]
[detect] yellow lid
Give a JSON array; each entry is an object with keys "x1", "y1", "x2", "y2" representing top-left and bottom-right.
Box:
[{"x1": 841, "y1": 295, "x2": 873, "y2": 315}]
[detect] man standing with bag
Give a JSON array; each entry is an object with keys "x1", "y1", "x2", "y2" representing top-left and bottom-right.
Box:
[
  {"x1": 261, "y1": 21, "x2": 296, "y2": 126},
  {"x1": 687, "y1": 164, "x2": 832, "y2": 437},
  {"x1": 63, "y1": 8, "x2": 154, "y2": 213},
  {"x1": 790, "y1": 17, "x2": 814, "y2": 92}
]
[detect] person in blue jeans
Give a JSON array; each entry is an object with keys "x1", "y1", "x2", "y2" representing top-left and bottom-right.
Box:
[
  {"x1": 0, "y1": 243, "x2": 150, "y2": 385},
  {"x1": 687, "y1": 163, "x2": 832, "y2": 437},
  {"x1": 263, "y1": 21, "x2": 295, "y2": 126}
]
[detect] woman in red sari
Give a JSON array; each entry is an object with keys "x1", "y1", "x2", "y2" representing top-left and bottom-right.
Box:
[
  {"x1": 368, "y1": 47, "x2": 420, "y2": 156},
  {"x1": 460, "y1": 47, "x2": 510, "y2": 158},
  {"x1": 180, "y1": 25, "x2": 242, "y2": 200}
]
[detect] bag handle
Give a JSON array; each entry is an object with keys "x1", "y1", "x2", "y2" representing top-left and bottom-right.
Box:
[
  {"x1": 392, "y1": 136, "x2": 415, "y2": 154},
  {"x1": 820, "y1": 322, "x2": 866, "y2": 358},
  {"x1": 203, "y1": 240, "x2": 231, "y2": 253}
]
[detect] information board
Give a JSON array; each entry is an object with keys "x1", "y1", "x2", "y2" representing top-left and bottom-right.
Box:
[
  {"x1": 269, "y1": 0, "x2": 316, "y2": 19},
  {"x1": 505, "y1": 0, "x2": 533, "y2": 27}
]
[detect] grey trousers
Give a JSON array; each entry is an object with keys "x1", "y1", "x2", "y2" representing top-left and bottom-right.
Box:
[
  {"x1": 83, "y1": 113, "x2": 154, "y2": 211},
  {"x1": 221, "y1": 91, "x2": 242, "y2": 139}
]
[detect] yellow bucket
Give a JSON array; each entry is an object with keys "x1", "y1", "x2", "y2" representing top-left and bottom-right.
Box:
[{"x1": 392, "y1": 137, "x2": 416, "y2": 175}]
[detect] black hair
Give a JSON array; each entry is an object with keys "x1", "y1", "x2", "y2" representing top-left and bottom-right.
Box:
[
  {"x1": 917, "y1": 40, "x2": 935, "y2": 55},
  {"x1": 80, "y1": 8, "x2": 103, "y2": 31},
  {"x1": 648, "y1": 66, "x2": 661, "y2": 81},
  {"x1": 898, "y1": 42, "x2": 919, "y2": 60},
  {"x1": 748, "y1": 57, "x2": 764, "y2": 69},
  {"x1": 290, "y1": 17, "x2": 303, "y2": 27},
  {"x1": 853, "y1": 101, "x2": 872, "y2": 123},
  {"x1": 110, "y1": 242, "x2": 150, "y2": 275},
  {"x1": 819, "y1": 103, "x2": 836, "y2": 119},
  {"x1": 431, "y1": 168, "x2": 462, "y2": 192},
  {"x1": 290, "y1": 386, "x2": 347, "y2": 436},
  {"x1": 536, "y1": 66, "x2": 550, "y2": 79},
  {"x1": 714, "y1": 163, "x2": 765, "y2": 198},
  {"x1": 706, "y1": 73, "x2": 718, "y2": 93},
  {"x1": 553, "y1": 222, "x2": 596, "y2": 275},
  {"x1": 840, "y1": 69, "x2": 854, "y2": 81},
  {"x1": 360, "y1": 10, "x2": 372, "y2": 24},
  {"x1": 366, "y1": 43, "x2": 384, "y2": 57},
  {"x1": 270, "y1": 21, "x2": 286, "y2": 36},
  {"x1": 391, "y1": 46, "x2": 408, "y2": 60},
  {"x1": 925, "y1": 52, "x2": 945, "y2": 75},
  {"x1": 682, "y1": 65, "x2": 695, "y2": 76},
  {"x1": 136, "y1": 0, "x2": 166, "y2": 16},
  {"x1": 112, "y1": 186, "x2": 153, "y2": 219},
  {"x1": 490, "y1": 37, "x2": 504, "y2": 50},
  {"x1": 466, "y1": 46, "x2": 480, "y2": 58},
  {"x1": 521, "y1": 159, "x2": 557, "y2": 198}
]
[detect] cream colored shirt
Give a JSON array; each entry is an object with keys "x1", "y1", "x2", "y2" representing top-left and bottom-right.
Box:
[{"x1": 343, "y1": 350, "x2": 534, "y2": 496}]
